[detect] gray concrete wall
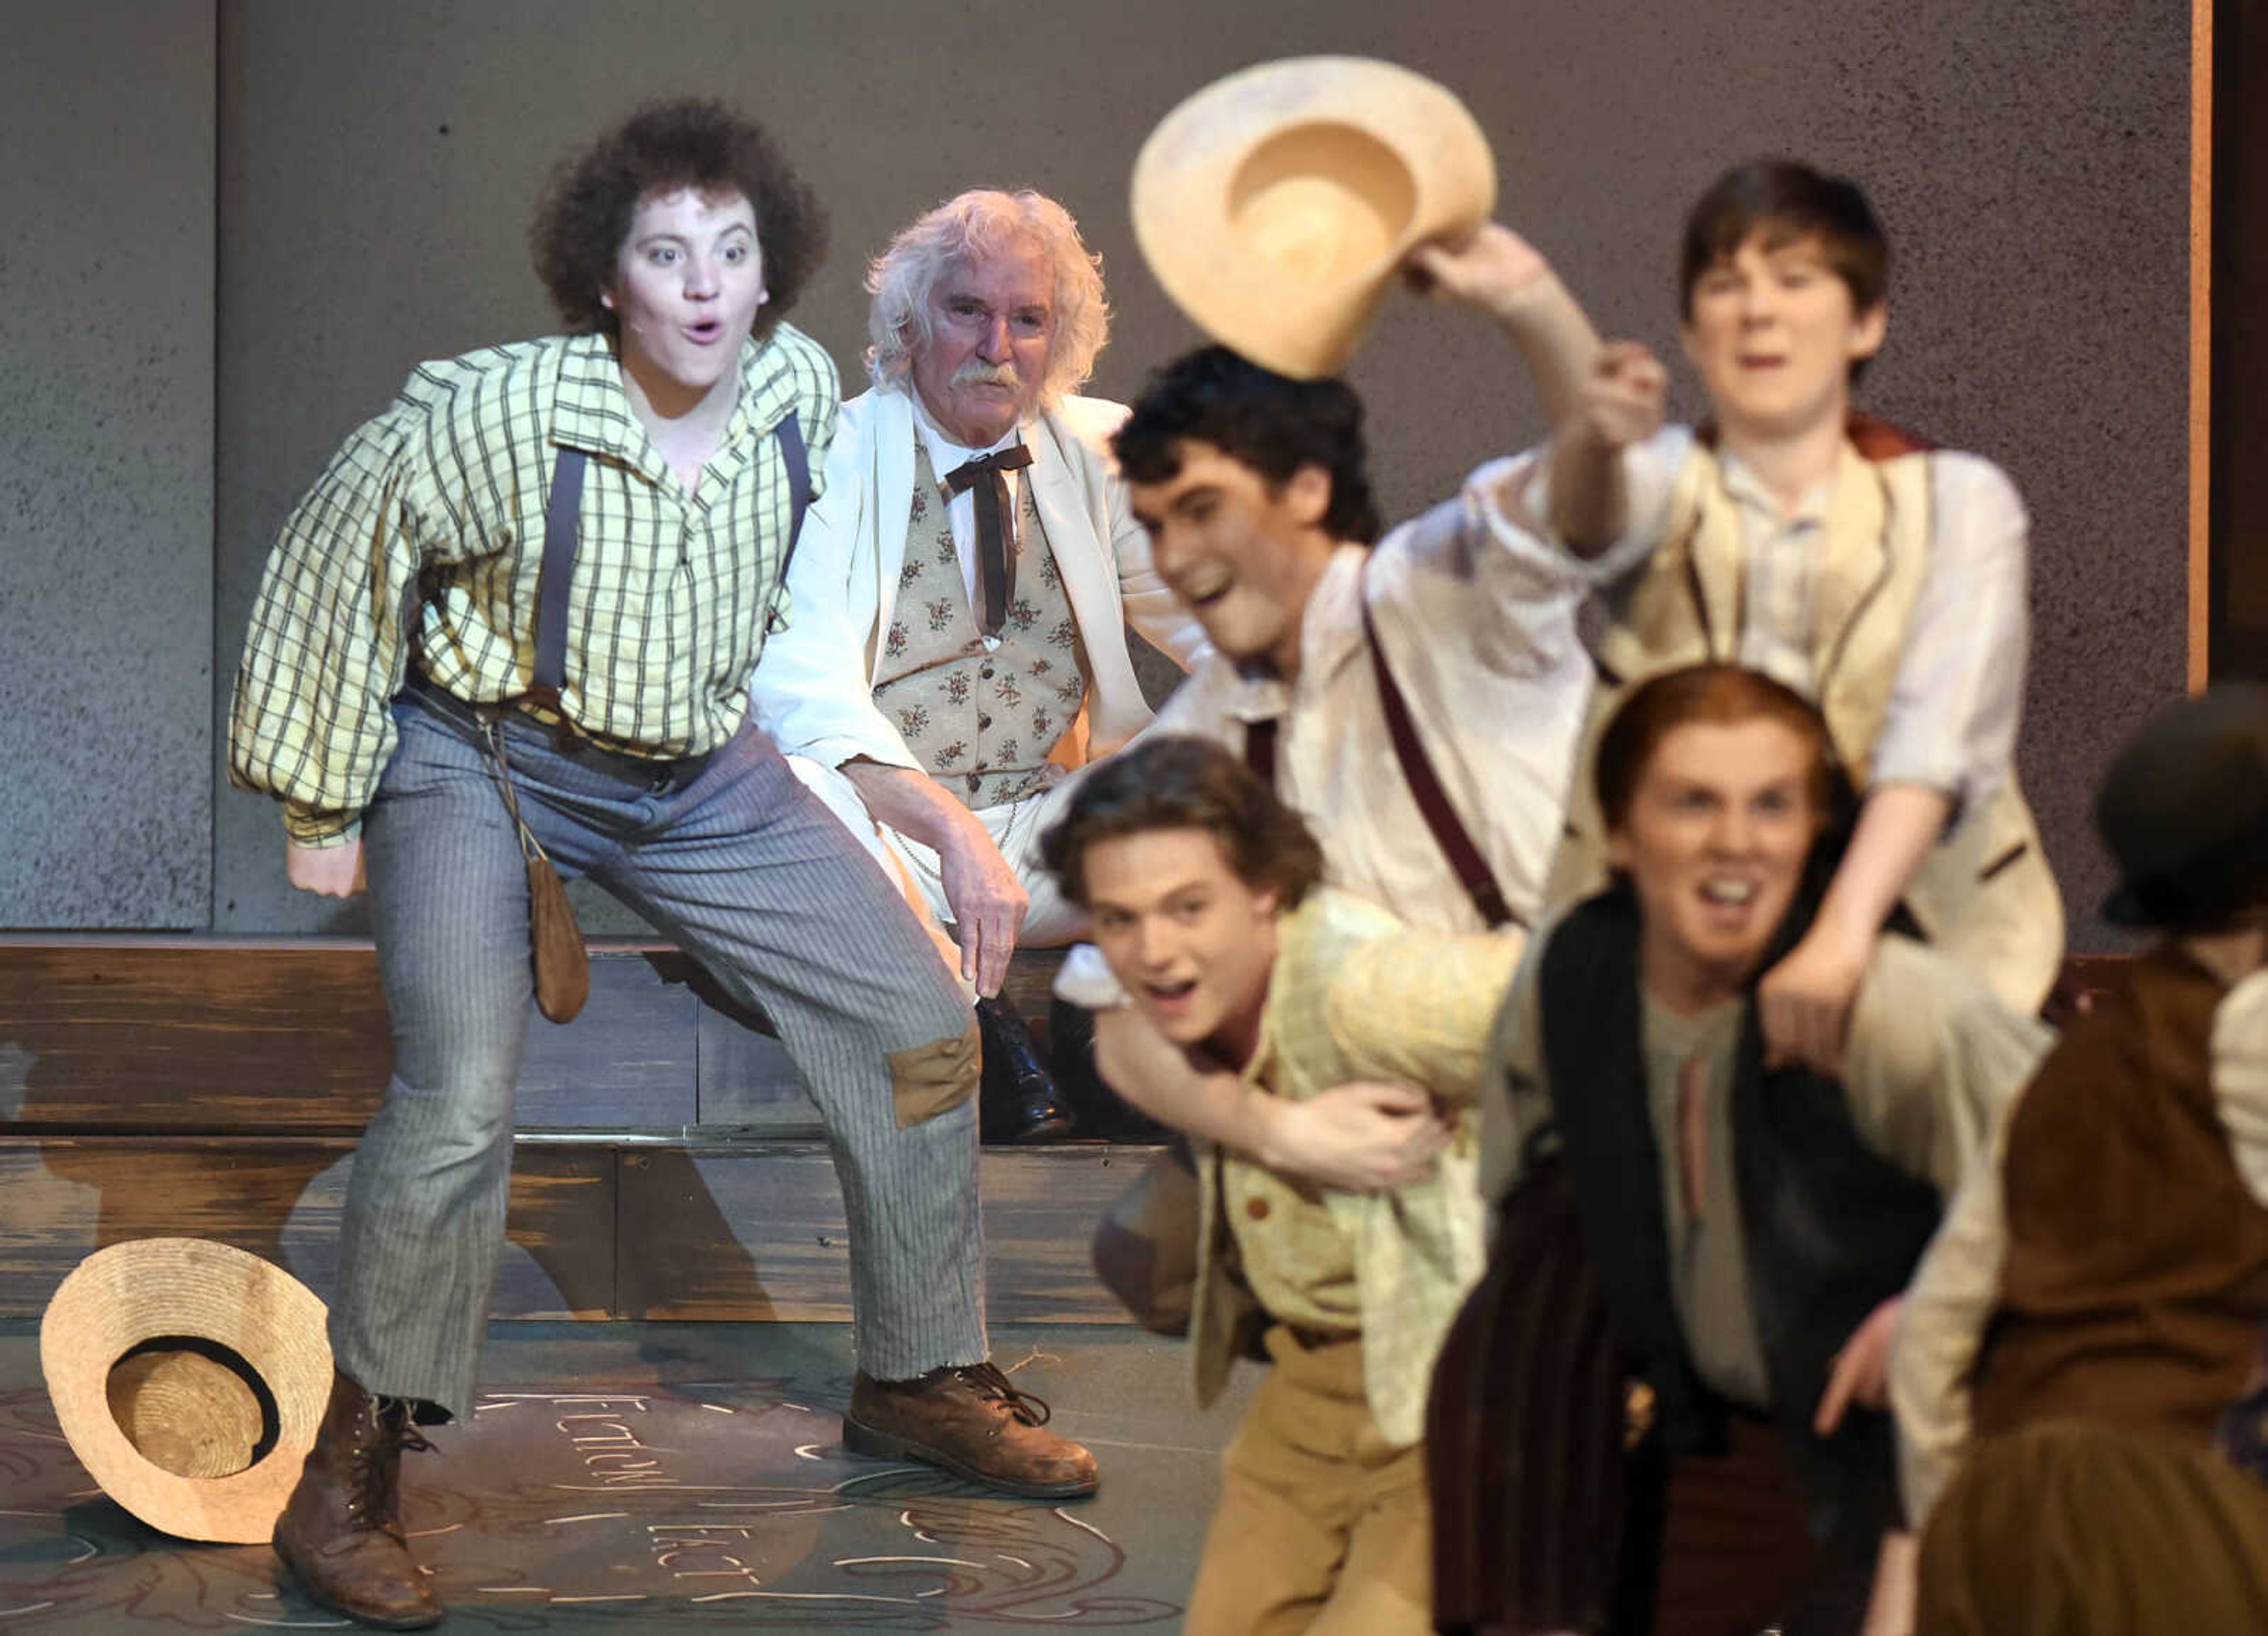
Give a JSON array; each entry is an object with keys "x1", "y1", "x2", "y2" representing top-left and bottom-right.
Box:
[
  {"x1": 5, "y1": 0, "x2": 2190, "y2": 947},
  {"x1": 0, "y1": 1, "x2": 217, "y2": 928}
]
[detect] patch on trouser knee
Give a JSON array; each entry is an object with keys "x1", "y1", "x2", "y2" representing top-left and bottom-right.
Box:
[{"x1": 891, "y1": 1021, "x2": 980, "y2": 1128}]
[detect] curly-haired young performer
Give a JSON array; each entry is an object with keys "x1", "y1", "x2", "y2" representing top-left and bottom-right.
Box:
[{"x1": 230, "y1": 100, "x2": 1093, "y2": 1630}]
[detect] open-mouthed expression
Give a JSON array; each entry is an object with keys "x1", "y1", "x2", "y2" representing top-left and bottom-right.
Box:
[
  {"x1": 1608, "y1": 718, "x2": 1823, "y2": 1007},
  {"x1": 1128, "y1": 441, "x2": 1331, "y2": 672},
  {"x1": 604, "y1": 187, "x2": 767, "y2": 401},
  {"x1": 911, "y1": 244, "x2": 1054, "y2": 446},
  {"x1": 1682, "y1": 231, "x2": 1885, "y2": 444},
  {"x1": 1081, "y1": 827, "x2": 1280, "y2": 1058}
]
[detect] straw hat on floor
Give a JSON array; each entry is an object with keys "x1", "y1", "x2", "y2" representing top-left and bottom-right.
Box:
[{"x1": 41, "y1": 1237, "x2": 332, "y2": 1544}]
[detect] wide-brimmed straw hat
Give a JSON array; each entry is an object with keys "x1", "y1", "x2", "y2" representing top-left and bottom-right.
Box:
[
  {"x1": 41, "y1": 1237, "x2": 332, "y2": 1543},
  {"x1": 1131, "y1": 56, "x2": 1497, "y2": 379}
]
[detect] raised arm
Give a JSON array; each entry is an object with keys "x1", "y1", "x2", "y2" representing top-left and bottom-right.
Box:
[{"x1": 1405, "y1": 223, "x2": 1602, "y2": 431}]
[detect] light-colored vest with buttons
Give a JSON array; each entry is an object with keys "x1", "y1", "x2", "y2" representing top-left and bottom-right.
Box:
[
  {"x1": 1546, "y1": 435, "x2": 2065, "y2": 1015},
  {"x1": 872, "y1": 438, "x2": 1090, "y2": 810}
]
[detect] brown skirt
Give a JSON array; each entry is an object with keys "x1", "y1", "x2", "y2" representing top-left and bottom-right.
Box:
[{"x1": 1917, "y1": 1419, "x2": 2268, "y2": 1636}]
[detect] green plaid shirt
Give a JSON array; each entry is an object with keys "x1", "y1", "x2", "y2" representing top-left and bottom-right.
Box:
[{"x1": 230, "y1": 324, "x2": 838, "y2": 843}]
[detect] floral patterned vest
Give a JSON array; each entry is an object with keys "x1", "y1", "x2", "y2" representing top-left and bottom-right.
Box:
[{"x1": 873, "y1": 438, "x2": 1089, "y2": 809}]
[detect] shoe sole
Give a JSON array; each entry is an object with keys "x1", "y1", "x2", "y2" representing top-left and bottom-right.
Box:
[
  {"x1": 272, "y1": 1532, "x2": 444, "y2": 1631},
  {"x1": 840, "y1": 1416, "x2": 1100, "y2": 1500}
]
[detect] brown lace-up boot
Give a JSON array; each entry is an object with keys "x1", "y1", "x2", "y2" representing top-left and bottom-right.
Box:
[
  {"x1": 271, "y1": 1370, "x2": 442, "y2": 1630},
  {"x1": 845, "y1": 1361, "x2": 1100, "y2": 1498}
]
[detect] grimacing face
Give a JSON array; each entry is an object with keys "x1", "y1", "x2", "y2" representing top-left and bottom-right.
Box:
[
  {"x1": 1681, "y1": 229, "x2": 1885, "y2": 446},
  {"x1": 1126, "y1": 441, "x2": 1335, "y2": 676},
  {"x1": 910, "y1": 241, "x2": 1054, "y2": 446},
  {"x1": 1607, "y1": 716, "x2": 1824, "y2": 1010},
  {"x1": 602, "y1": 187, "x2": 767, "y2": 406},
  {"x1": 1080, "y1": 826, "x2": 1280, "y2": 1061}
]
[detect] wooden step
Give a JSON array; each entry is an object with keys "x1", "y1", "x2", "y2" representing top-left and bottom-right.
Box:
[
  {"x1": 0, "y1": 1135, "x2": 1149, "y2": 1324},
  {"x1": 0, "y1": 937, "x2": 1073, "y2": 1136}
]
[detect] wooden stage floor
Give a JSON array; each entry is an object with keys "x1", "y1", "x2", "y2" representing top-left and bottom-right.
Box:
[{"x1": 0, "y1": 1318, "x2": 1254, "y2": 1633}]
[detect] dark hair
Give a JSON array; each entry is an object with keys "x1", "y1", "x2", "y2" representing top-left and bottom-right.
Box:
[
  {"x1": 1041, "y1": 735, "x2": 1326, "y2": 909},
  {"x1": 1594, "y1": 664, "x2": 1847, "y2": 835},
  {"x1": 1112, "y1": 346, "x2": 1383, "y2": 544},
  {"x1": 530, "y1": 99, "x2": 827, "y2": 340},
  {"x1": 1680, "y1": 160, "x2": 1887, "y2": 385}
]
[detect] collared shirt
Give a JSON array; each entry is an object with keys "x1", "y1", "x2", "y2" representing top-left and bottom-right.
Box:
[
  {"x1": 1200, "y1": 887, "x2": 1520, "y2": 1443},
  {"x1": 1526, "y1": 423, "x2": 2030, "y2": 813},
  {"x1": 910, "y1": 391, "x2": 1026, "y2": 645},
  {"x1": 229, "y1": 325, "x2": 838, "y2": 843},
  {"x1": 1148, "y1": 455, "x2": 1594, "y2": 937}
]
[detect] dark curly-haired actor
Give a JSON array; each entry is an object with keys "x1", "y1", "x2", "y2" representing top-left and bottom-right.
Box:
[
  {"x1": 232, "y1": 99, "x2": 1093, "y2": 1631},
  {"x1": 1067, "y1": 225, "x2": 1601, "y2": 1185}
]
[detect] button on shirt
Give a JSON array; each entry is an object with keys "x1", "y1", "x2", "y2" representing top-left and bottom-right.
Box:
[
  {"x1": 229, "y1": 326, "x2": 838, "y2": 843},
  {"x1": 911, "y1": 393, "x2": 1027, "y2": 650}
]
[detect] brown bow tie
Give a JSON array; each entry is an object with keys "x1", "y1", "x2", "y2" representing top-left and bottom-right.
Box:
[{"x1": 944, "y1": 444, "x2": 1034, "y2": 639}]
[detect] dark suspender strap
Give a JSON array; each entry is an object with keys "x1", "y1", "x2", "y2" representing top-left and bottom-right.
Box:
[
  {"x1": 764, "y1": 412, "x2": 812, "y2": 633},
  {"x1": 1244, "y1": 716, "x2": 1279, "y2": 787},
  {"x1": 530, "y1": 446, "x2": 586, "y2": 708},
  {"x1": 1359, "y1": 568, "x2": 1522, "y2": 931},
  {"x1": 774, "y1": 411, "x2": 811, "y2": 567}
]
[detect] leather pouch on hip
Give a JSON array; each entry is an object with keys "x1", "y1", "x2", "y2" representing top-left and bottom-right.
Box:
[{"x1": 525, "y1": 851, "x2": 589, "y2": 1024}]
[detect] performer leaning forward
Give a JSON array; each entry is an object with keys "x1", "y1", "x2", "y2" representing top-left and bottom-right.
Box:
[{"x1": 229, "y1": 100, "x2": 1094, "y2": 1631}]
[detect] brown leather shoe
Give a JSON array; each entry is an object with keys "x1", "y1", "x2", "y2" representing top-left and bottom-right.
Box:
[
  {"x1": 845, "y1": 1363, "x2": 1100, "y2": 1498},
  {"x1": 271, "y1": 1370, "x2": 442, "y2": 1630}
]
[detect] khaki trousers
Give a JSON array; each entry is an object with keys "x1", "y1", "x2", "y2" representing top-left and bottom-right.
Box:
[{"x1": 1185, "y1": 1327, "x2": 1431, "y2": 1636}]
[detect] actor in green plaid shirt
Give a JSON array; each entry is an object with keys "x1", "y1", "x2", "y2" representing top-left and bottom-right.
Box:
[{"x1": 230, "y1": 100, "x2": 1094, "y2": 1633}]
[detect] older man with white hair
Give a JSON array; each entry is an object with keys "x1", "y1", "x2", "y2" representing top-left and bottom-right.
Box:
[{"x1": 753, "y1": 189, "x2": 1207, "y2": 1139}]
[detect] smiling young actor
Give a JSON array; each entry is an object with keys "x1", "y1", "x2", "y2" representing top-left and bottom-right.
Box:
[
  {"x1": 229, "y1": 102, "x2": 1093, "y2": 1631},
  {"x1": 1530, "y1": 159, "x2": 2063, "y2": 1080},
  {"x1": 1042, "y1": 734, "x2": 1520, "y2": 1636},
  {"x1": 1481, "y1": 664, "x2": 2050, "y2": 1636},
  {"x1": 1894, "y1": 684, "x2": 2268, "y2": 1634},
  {"x1": 1067, "y1": 224, "x2": 1599, "y2": 1191}
]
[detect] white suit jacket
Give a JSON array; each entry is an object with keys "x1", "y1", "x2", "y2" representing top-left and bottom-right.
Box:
[{"x1": 750, "y1": 384, "x2": 1208, "y2": 775}]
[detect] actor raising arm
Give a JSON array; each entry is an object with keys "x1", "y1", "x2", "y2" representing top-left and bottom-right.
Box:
[
  {"x1": 1529, "y1": 160, "x2": 2062, "y2": 1075},
  {"x1": 231, "y1": 101, "x2": 1093, "y2": 1633},
  {"x1": 1042, "y1": 734, "x2": 1518, "y2": 1636},
  {"x1": 1077, "y1": 223, "x2": 1601, "y2": 1187}
]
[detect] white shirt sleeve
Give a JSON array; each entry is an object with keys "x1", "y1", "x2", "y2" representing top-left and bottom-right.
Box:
[
  {"x1": 2214, "y1": 967, "x2": 2268, "y2": 1208},
  {"x1": 1512, "y1": 423, "x2": 1696, "y2": 592},
  {"x1": 1891, "y1": 1148, "x2": 2011, "y2": 1529},
  {"x1": 1867, "y1": 454, "x2": 2030, "y2": 818}
]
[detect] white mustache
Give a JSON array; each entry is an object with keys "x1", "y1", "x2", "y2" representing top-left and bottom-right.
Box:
[{"x1": 953, "y1": 360, "x2": 1023, "y2": 390}]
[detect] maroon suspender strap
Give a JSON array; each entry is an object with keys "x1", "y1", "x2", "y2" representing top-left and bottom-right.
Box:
[
  {"x1": 1359, "y1": 577, "x2": 1523, "y2": 931},
  {"x1": 1243, "y1": 716, "x2": 1278, "y2": 787}
]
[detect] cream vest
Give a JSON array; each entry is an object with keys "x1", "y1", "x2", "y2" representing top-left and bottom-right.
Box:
[{"x1": 1547, "y1": 429, "x2": 2064, "y2": 1015}]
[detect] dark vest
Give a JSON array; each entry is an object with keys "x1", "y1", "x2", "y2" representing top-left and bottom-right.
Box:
[
  {"x1": 1973, "y1": 943, "x2": 2268, "y2": 1444},
  {"x1": 1539, "y1": 882, "x2": 1943, "y2": 1550}
]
